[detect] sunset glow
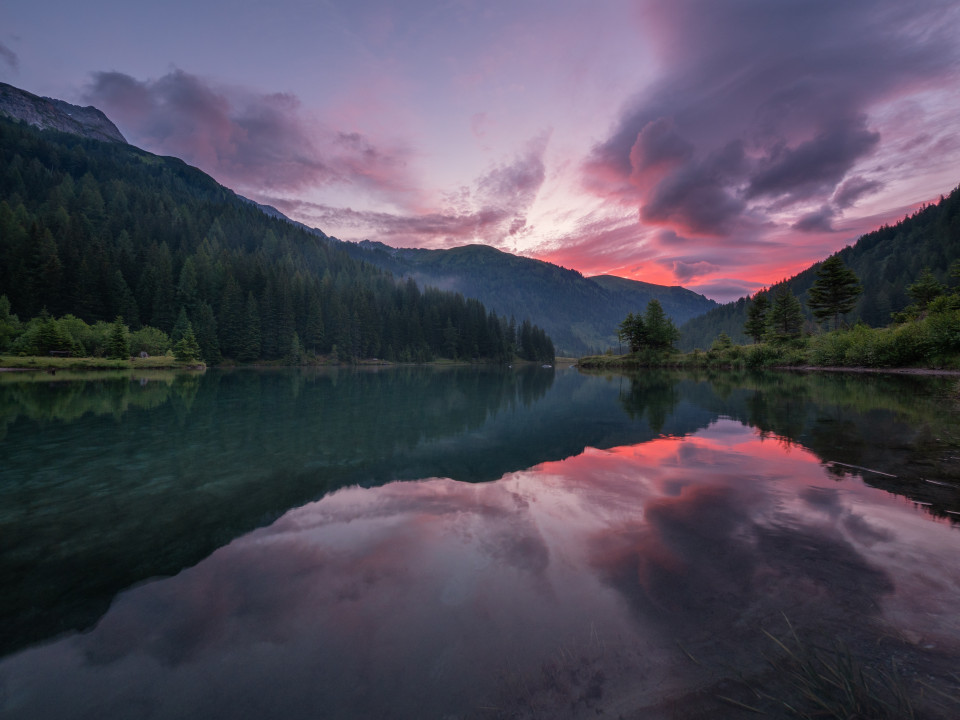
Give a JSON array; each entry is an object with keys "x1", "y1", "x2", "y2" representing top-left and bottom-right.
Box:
[{"x1": 3, "y1": 0, "x2": 959, "y2": 300}]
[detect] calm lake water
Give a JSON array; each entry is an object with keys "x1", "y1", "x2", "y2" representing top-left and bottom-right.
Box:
[{"x1": 1, "y1": 366, "x2": 959, "y2": 719}]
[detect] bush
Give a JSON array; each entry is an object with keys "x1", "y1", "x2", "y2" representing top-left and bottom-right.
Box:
[{"x1": 129, "y1": 326, "x2": 171, "y2": 356}]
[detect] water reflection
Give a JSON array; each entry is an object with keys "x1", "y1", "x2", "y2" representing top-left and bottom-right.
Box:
[
  {"x1": 1, "y1": 367, "x2": 958, "y2": 669},
  {"x1": 2, "y1": 421, "x2": 958, "y2": 719}
]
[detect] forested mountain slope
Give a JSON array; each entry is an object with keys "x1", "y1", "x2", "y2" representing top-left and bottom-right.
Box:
[
  {"x1": 341, "y1": 240, "x2": 717, "y2": 355},
  {"x1": 0, "y1": 114, "x2": 554, "y2": 363},
  {"x1": 679, "y1": 186, "x2": 960, "y2": 350}
]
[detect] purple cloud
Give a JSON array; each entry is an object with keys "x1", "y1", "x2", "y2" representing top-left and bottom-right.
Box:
[
  {"x1": 832, "y1": 176, "x2": 884, "y2": 209},
  {"x1": 658, "y1": 259, "x2": 721, "y2": 284},
  {"x1": 585, "y1": 0, "x2": 960, "y2": 238},
  {"x1": 792, "y1": 205, "x2": 837, "y2": 233},
  {"x1": 83, "y1": 70, "x2": 414, "y2": 199}
]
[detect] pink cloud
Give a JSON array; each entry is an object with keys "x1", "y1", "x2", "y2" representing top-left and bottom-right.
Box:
[
  {"x1": 582, "y1": 0, "x2": 960, "y2": 258},
  {"x1": 269, "y1": 132, "x2": 549, "y2": 248},
  {"x1": 84, "y1": 70, "x2": 418, "y2": 202}
]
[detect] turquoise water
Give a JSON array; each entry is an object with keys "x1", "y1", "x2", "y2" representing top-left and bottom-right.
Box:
[{"x1": 1, "y1": 367, "x2": 958, "y2": 718}]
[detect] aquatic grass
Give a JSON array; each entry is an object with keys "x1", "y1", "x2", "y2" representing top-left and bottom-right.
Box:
[{"x1": 757, "y1": 618, "x2": 915, "y2": 720}]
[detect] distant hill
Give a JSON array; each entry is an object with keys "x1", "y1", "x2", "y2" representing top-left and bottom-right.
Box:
[
  {"x1": 679, "y1": 186, "x2": 960, "y2": 349},
  {"x1": 0, "y1": 82, "x2": 126, "y2": 143},
  {"x1": 340, "y1": 240, "x2": 717, "y2": 356}
]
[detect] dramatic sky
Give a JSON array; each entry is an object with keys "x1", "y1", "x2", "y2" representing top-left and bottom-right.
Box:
[{"x1": 3, "y1": 0, "x2": 959, "y2": 300}]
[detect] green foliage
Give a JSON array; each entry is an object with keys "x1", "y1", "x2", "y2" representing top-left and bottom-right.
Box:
[
  {"x1": 643, "y1": 299, "x2": 680, "y2": 350},
  {"x1": 0, "y1": 115, "x2": 554, "y2": 365},
  {"x1": 681, "y1": 185, "x2": 960, "y2": 348},
  {"x1": 617, "y1": 300, "x2": 679, "y2": 355},
  {"x1": 807, "y1": 255, "x2": 862, "y2": 329},
  {"x1": 0, "y1": 295, "x2": 22, "y2": 351},
  {"x1": 106, "y1": 316, "x2": 129, "y2": 359},
  {"x1": 128, "y1": 325, "x2": 170, "y2": 356},
  {"x1": 767, "y1": 288, "x2": 805, "y2": 341},
  {"x1": 172, "y1": 324, "x2": 202, "y2": 363},
  {"x1": 906, "y1": 267, "x2": 944, "y2": 310},
  {"x1": 744, "y1": 292, "x2": 769, "y2": 343},
  {"x1": 618, "y1": 312, "x2": 645, "y2": 352}
]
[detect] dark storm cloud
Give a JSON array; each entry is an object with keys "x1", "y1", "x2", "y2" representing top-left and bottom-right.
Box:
[
  {"x1": 84, "y1": 70, "x2": 412, "y2": 197},
  {"x1": 586, "y1": 0, "x2": 960, "y2": 236}
]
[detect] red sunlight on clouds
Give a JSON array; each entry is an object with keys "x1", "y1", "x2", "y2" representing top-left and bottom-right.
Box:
[{"x1": 8, "y1": 0, "x2": 959, "y2": 301}]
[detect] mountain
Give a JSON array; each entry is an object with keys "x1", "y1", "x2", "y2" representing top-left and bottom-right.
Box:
[
  {"x1": 339, "y1": 240, "x2": 717, "y2": 356},
  {"x1": 0, "y1": 82, "x2": 126, "y2": 143},
  {"x1": 679, "y1": 186, "x2": 960, "y2": 349},
  {"x1": 0, "y1": 93, "x2": 554, "y2": 363},
  {"x1": 0, "y1": 81, "x2": 714, "y2": 358}
]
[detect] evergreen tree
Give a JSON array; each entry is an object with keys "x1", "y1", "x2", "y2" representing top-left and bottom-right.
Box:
[
  {"x1": 237, "y1": 293, "x2": 261, "y2": 362},
  {"x1": 217, "y1": 276, "x2": 245, "y2": 358},
  {"x1": 303, "y1": 292, "x2": 325, "y2": 355},
  {"x1": 618, "y1": 312, "x2": 646, "y2": 353},
  {"x1": 172, "y1": 323, "x2": 201, "y2": 362},
  {"x1": 744, "y1": 292, "x2": 770, "y2": 343},
  {"x1": 643, "y1": 299, "x2": 679, "y2": 350},
  {"x1": 0, "y1": 295, "x2": 21, "y2": 351},
  {"x1": 907, "y1": 268, "x2": 944, "y2": 310},
  {"x1": 768, "y1": 288, "x2": 804, "y2": 341},
  {"x1": 193, "y1": 301, "x2": 221, "y2": 364},
  {"x1": 106, "y1": 316, "x2": 129, "y2": 359},
  {"x1": 171, "y1": 307, "x2": 191, "y2": 344},
  {"x1": 285, "y1": 331, "x2": 303, "y2": 365},
  {"x1": 807, "y1": 256, "x2": 862, "y2": 330}
]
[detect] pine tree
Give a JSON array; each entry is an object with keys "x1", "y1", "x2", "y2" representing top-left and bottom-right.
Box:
[
  {"x1": 907, "y1": 268, "x2": 944, "y2": 310},
  {"x1": 237, "y1": 293, "x2": 261, "y2": 362},
  {"x1": 171, "y1": 307, "x2": 191, "y2": 344},
  {"x1": 643, "y1": 299, "x2": 679, "y2": 350},
  {"x1": 768, "y1": 288, "x2": 804, "y2": 341},
  {"x1": 807, "y1": 256, "x2": 862, "y2": 330},
  {"x1": 106, "y1": 316, "x2": 130, "y2": 359},
  {"x1": 744, "y1": 292, "x2": 769, "y2": 343},
  {"x1": 172, "y1": 322, "x2": 202, "y2": 362},
  {"x1": 618, "y1": 312, "x2": 646, "y2": 353}
]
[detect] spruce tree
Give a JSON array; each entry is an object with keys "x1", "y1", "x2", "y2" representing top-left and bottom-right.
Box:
[
  {"x1": 744, "y1": 292, "x2": 770, "y2": 343},
  {"x1": 237, "y1": 293, "x2": 261, "y2": 362},
  {"x1": 768, "y1": 288, "x2": 804, "y2": 341},
  {"x1": 643, "y1": 299, "x2": 679, "y2": 350},
  {"x1": 172, "y1": 322, "x2": 201, "y2": 362},
  {"x1": 907, "y1": 268, "x2": 944, "y2": 310},
  {"x1": 807, "y1": 256, "x2": 862, "y2": 330},
  {"x1": 106, "y1": 316, "x2": 129, "y2": 359}
]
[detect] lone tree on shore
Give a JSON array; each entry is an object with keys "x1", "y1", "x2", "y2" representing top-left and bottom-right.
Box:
[
  {"x1": 618, "y1": 300, "x2": 678, "y2": 353},
  {"x1": 806, "y1": 256, "x2": 862, "y2": 330}
]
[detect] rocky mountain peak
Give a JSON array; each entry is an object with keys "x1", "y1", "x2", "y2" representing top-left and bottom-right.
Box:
[{"x1": 0, "y1": 82, "x2": 126, "y2": 144}]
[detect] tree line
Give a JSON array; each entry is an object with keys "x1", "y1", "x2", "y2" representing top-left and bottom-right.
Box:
[
  {"x1": 0, "y1": 116, "x2": 554, "y2": 363},
  {"x1": 678, "y1": 185, "x2": 960, "y2": 350}
]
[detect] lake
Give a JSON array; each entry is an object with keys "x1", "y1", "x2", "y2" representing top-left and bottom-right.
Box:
[{"x1": 1, "y1": 366, "x2": 959, "y2": 719}]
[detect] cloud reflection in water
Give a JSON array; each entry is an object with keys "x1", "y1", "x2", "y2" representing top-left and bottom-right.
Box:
[{"x1": 1, "y1": 419, "x2": 958, "y2": 719}]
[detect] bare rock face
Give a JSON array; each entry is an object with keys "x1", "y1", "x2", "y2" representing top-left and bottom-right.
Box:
[{"x1": 0, "y1": 82, "x2": 126, "y2": 143}]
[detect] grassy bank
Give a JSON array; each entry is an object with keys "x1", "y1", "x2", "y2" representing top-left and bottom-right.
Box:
[
  {"x1": 581, "y1": 307, "x2": 960, "y2": 373},
  {"x1": 0, "y1": 354, "x2": 205, "y2": 371}
]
